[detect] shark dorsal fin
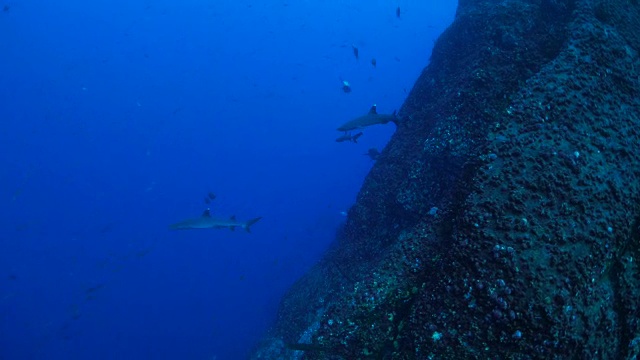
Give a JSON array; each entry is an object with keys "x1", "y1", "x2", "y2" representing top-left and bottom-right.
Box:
[
  {"x1": 230, "y1": 215, "x2": 236, "y2": 221},
  {"x1": 368, "y1": 104, "x2": 377, "y2": 115},
  {"x1": 202, "y1": 208, "x2": 212, "y2": 218}
]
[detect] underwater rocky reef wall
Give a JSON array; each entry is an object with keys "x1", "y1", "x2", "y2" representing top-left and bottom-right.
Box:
[{"x1": 252, "y1": 0, "x2": 640, "y2": 358}]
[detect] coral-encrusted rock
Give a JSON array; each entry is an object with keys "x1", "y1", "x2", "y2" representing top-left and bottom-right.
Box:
[{"x1": 252, "y1": 0, "x2": 640, "y2": 358}]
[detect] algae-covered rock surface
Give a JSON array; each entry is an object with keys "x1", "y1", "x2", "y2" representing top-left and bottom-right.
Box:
[{"x1": 252, "y1": 0, "x2": 640, "y2": 358}]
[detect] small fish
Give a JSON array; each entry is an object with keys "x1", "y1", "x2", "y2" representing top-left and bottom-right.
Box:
[
  {"x1": 208, "y1": 192, "x2": 216, "y2": 200},
  {"x1": 85, "y1": 284, "x2": 105, "y2": 294},
  {"x1": 99, "y1": 222, "x2": 115, "y2": 233},
  {"x1": 364, "y1": 148, "x2": 380, "y2": 160},
  {"x1": 337, "y1": 104, "x2": 399, "y2": 132},
  {"x1": 371, "y1": 58, "x2": 377, "y2": 68},
  {"x1": 342, "y1": 80, "x2": 352, "y2": 93},
  {"x1": 336, "y1": 132, "x2": 363, "y2": 143},
  {"x1": 352, "y1": 45, "x2": 359, "y2": 60},
  {"x1": 204, "y1": 197, "x2": 211, "y2": 204},
  {"x1": 136, "y1": 247, "x2": 153, "y2": 258},
  {"x1": 396, "y1": 6, "x2": 401, "y2": 18},
  {"x1": 71, "y1": 308, "x2": 82, "y2": 320},
  {"x1": 3, "y1": 5, "x2": 9, "y2": 12}
]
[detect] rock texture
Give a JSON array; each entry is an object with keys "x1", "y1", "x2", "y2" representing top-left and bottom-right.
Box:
[{"x1": 252, "y1": 0, "x2": 640, "y2": 358}]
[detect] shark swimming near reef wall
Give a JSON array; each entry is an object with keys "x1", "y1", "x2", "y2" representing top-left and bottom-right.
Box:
[
  {"x1": 169, "y1": 209, "x2": 262, "y2": 233},
  {"x1": 336, "y1": 104, "x2": 398, "y2": 132}
]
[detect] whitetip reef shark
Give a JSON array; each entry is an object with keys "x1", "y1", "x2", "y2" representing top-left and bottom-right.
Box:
[
  {"x1": 336, "y1": 104, "x2": 398, "y2": 132},
  {"x1": 169, "y1": 209, "x2": 262, "y2": 233}
]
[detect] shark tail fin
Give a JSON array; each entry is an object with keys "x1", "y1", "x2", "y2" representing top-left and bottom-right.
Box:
[{"x1": 244, "y1": 217, "x2": 263, "y2": 233}]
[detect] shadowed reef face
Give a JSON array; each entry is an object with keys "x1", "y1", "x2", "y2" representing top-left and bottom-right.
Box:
[{"x1": 252, "y1": 0, "x2": 640, "y2": 359}]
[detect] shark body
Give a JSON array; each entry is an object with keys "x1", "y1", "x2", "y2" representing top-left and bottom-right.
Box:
[
  {"x1": 336, "y1": 105, "x2": 398, "y2": 132},
  {"x1": 169, "y1": 209, "x2": 262, "y2": 233}
]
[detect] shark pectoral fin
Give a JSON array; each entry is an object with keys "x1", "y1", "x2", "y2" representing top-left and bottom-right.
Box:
[
  {"x1": 201, "y1": 209, "x2": 212, "y2": 217},
  {"x1": 368, "y1": 104, "x2": 377, "y2": 114},
  {"x1": 244, "y1": 217, "x2": 263, "y2": 233}
]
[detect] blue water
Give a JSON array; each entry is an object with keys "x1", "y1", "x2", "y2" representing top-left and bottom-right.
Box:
[{"x1": 0, "y1": 1, "x2": 456, "y2": 358}]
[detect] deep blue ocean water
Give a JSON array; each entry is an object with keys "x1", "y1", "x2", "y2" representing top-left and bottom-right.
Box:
[{"x1": 0, "y1": 1, "x2": 456, "y2": 358}]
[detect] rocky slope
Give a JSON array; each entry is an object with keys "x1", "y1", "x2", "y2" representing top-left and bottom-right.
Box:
[{"x1": 252, "y1": 0, "x2": 640, "y2": 358}]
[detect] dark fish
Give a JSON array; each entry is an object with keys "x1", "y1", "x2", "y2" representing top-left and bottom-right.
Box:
[
  {"x1": 207, "y1": 192, "x2": 216, "y2": 200},
  {"x1": 3, "y1": 5, "x2": 9, "y2": 12},
  {"x1": 85, "y1": 284, "x2": 105, "y2": 294},
  {"x1": 8, "y1": 274, "x2": 17, "y2": 281},
  {"x1": 136, "y1": 248, "x2": 153, "y2": 258},
  {"x1": 364, "y1": 148, "x2": 380, "y2": 160},
  {"x1": 336, "y1": 132, "x2": 363, "y2": 143},
  {"x1": 396, "y1": 6, "x2": 400, "y2": 18},
  {"x1": 371, "y1": 58, "x2": 377, "y2": 68},
  {"x1": 352, "y1": 45, "x2": 359, "y2": 60},
  {"x1": 204, "y1": 197, "x2": 210, "y2": 204},
  {"x1": 99, "y1": 222, "x2": 115, "y2": 233}
]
